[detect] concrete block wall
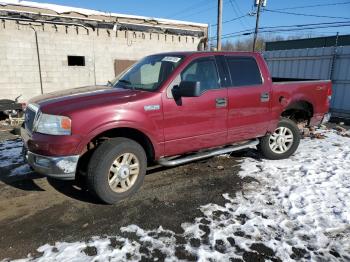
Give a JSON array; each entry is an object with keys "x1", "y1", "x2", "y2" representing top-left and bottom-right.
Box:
[
  {"x1": 0, "y1": 21, "x2": 42, "y2": 100},
  {"x1": 0, "y1": 20, "x2": 203, "y2": 101}
]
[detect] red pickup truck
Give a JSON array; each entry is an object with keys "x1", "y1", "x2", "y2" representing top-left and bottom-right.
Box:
[{"x1": 21, "y1": 52, "x2": 331, "y2": 204}]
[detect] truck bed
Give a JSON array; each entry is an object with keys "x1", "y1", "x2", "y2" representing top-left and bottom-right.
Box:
[
  {"x1": 272, "y1": 77, "x2": 326, "y2": 83},
  {"x1": 271, "y1": 79, "x2": 331, "y2": 126}
]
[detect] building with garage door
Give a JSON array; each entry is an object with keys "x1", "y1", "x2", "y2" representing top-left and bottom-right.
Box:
[{"x1": 0, "y1": 1, "x2": 208, "y2": 102}]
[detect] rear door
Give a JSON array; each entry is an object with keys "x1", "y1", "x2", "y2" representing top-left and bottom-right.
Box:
[
  {"x1": 162, "y1": 55, "x2": 228, "y2": 157},
  {"x1": 225, "y1": 55, "x2": 271, "y2": 142}
]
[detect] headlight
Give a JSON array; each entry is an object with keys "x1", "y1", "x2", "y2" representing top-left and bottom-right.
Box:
[{"x1": 34, "y1": 112, "x2": 72, "y2": 136}]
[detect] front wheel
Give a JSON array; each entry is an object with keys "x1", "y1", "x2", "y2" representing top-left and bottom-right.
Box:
[
  {"x1": 87, "y1": 138, "x2": 147, "y2": 204},
  {"x1": 258, "y1": 118, "x2": 301, "y2": 160}
]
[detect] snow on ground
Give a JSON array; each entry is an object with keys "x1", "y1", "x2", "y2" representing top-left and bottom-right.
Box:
[
  {"x1": 0, "y1": 139, "x2": 25, "y2": 168},
  {"x1": 4, "y1": 129, "x2": 350, "y2": 261},
  {"x1": 0, "y1": 139, "x2": 31, "y2": 177}
]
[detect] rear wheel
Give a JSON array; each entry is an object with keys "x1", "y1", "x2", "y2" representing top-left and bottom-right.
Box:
[
  {"x1": 258, "y1": 118, "x2": 300, "y2": 160},
  {"x1": 87, "y1": 138, "x2": 147, "y2": 204}
]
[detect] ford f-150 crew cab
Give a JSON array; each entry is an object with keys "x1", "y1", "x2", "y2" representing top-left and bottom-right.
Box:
[{"x1": 21, "y1": 52, "x2": 332, "y2": 204}]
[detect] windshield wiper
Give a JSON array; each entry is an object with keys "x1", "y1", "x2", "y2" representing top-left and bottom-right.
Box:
[
  {"x1": 107, "y1": 80, "x2": 113, "y2": 87},
  {"x1": 117, "y1": 79, "x2": 135, "y2": 90},
  {"x1": 118, "y1": 79, "x2": 131, "y2": 85}
]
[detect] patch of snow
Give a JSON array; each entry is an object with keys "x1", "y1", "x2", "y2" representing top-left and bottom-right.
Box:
[
  {"x1": 56, "y1": 159, "x2": 77, "y2": 174},
  {"x1": 8, "y1": 130, "x2": 350, "y2": 261},
  {"x1": 0, "y1": 139, "x2": 25, "y2": 168},
  {"x1": 0, "y1": 0, "x2": 208, "y2": 27}
]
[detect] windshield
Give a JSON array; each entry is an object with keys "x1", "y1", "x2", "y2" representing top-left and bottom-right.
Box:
[{"x1": 109, "y1": 54, "x2": 184, "y2": 91}]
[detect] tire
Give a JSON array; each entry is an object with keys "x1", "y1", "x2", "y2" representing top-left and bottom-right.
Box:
[
  {"x1": 87, "y1": 138, "x2": 147, "y2": 204},
  {"x1": 258, "y1": 118, "x2": 301, "y2": 160}
]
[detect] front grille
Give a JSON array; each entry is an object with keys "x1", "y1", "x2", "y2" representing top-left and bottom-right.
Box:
[{"x1": 25, "y1": 107, "x2": 37, "y2": 132}]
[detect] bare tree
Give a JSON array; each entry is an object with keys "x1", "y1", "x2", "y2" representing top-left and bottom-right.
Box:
[
  {"x1": 221, "y1": 34, "x2": 317, "y2": 52},
  {"x1": 222, "y1": 35, "x2": 295, "y2": 52}
]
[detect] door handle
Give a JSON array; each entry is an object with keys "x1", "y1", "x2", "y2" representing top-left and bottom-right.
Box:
[
  {"x1": 260, "y1": 92, "x2": 270, "y2": 102},
  {"x1": 216, "y1": 98, "x2": 227, "y2": 108}
]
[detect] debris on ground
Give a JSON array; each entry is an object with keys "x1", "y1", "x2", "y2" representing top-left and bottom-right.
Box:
[
  {"x1": 297, "y1": 121, "x2": 308, "y2": 130},
  {"x1": 0, "y1": 116, "x2": 24, "y2": 127},
  {"x1": 0, "y1": 120, "x2": 9, "y2": 127},
  {"x1": 0, "y1": 120, "x2": 22, "y2": 141},
  {"x1": 301, "y1": 124, "x2": 350, "y2": 139},
  {"x1": 301, "y1": 128, "x2": 310, "y2": 138},
  {"x1": 310, "y1": 132, "x2": 326, "y2": 139},
  {"x1": 336, "y1": 125, "x2": 347, "y2": 133},
  {"x1": 333, "y1": 125, "x2": 350, "y2": 138}
]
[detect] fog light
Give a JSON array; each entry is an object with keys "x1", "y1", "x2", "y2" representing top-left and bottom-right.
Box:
[{"x1": 35, "y1": 156, "x2": 51, "y2": 168}]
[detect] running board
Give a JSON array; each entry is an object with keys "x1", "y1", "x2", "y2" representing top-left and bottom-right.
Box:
[{"x1": 158, "y1": 139, "x2": 259, "y2": 167}]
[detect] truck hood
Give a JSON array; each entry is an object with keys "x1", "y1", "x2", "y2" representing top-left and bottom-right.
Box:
[
  {"x1": 29, "y1": 85, "x2": 144, "y2": 115},
  {"x1": 29, "y1": 85, "x2": 113, "y2": 104}
]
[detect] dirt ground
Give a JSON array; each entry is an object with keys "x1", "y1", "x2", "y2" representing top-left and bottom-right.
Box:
[
  {"x1": 0, "y1": 128, "x2": 256, "y2": 260},
  {"x1": 0, "y1": 119, "x2": 349, "y2": 261}
]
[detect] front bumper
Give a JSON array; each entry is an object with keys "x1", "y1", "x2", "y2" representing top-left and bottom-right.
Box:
[{"x1": 26, "y1": 151, "x2": 79, "y2": 180}]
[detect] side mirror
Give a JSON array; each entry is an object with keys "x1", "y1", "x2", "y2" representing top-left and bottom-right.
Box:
[{"x1": 172, "y1": 81, "x2": 201, "y2": 98}]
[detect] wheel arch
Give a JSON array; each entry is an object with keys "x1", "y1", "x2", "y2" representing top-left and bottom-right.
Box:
[
  {"x1": 281, "y1": 100, "x2": 314, "y2": 124},
  {"x1": 78, "y1": 125, "x2": 157, "y2": 164}
]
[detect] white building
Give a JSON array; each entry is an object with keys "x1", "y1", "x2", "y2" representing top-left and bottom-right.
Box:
[{"x1": 0, "y1": 1, "x2": 208, "y2": 101}]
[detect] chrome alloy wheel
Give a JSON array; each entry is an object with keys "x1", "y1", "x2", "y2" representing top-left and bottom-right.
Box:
[
  {"x1": 108, "y1": 153, "x2": 140, "y2": 193},
  {"x1": 269, "y1": 126, "x2": 294, "y2": 154}
]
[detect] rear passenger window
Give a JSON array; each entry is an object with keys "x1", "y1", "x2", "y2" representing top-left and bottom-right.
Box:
[{"x1": 226, "y1": 57, "x2": 262, "y2": 87}]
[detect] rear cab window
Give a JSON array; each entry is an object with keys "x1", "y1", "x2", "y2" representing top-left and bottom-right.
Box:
[{"x1": 225, "y1": 56, "x2": 263, "y2": 87}]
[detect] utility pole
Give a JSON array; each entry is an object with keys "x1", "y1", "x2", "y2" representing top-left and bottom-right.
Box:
[
  {"x1": 253, "y1": 0, "x2": 266, "y2": 52},
  {"x1": 217, "y1": 0, "x2": 223, "y2": 51}
]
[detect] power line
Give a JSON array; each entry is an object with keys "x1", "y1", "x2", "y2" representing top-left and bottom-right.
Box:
[
  {"x1": 228, "y1": 0, "x2": 249, "y2": 29},
  {"x1": 222, "y1": 22, "x2": 350, "y2": 38},
  {"x1": 170, "y1": 4, "x2": 216, "y2": 19},
  {"x1": 232, "y1": 0, "x2": 246, "y2": 16},
  {"x1": 212, "y1": 1, "x2": 350, "y2": 28},
  {"x1": 168, "y1": 0, "x2": 235, "y2": 20},
  {"x1": 264, "y1": 9, "x2": 350, "y2": 20},
  {"x1": 211, "y1": 21, "x2": 350, "y2": 40},
  {"x1": 166, "y1": 0, "x2": 211, "y2": 18},
  {"x1": 259, "y1": 21, "x2": 350, "y2": 30},
  {"x1": 210, "y1": 14, "x2": 248, "y2": 27},
  {"x1": 274, "y1": 1, "x2": 350, "y2": 11},
  {"x1": 220, "y1": 23, "x2": 350, "y2": 40}
]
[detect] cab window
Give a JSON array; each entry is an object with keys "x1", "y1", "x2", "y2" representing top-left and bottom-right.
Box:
[
  {"x1": 180, "y1": 57, "x2": 220, "y2": 92},
  {"x1": 226, "y1": 56, "x2": 262, "y2": 87}
]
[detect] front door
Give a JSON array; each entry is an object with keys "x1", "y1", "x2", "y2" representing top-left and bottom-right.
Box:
[{"x1": 162, "y1": 56, "x2": 228, "y2": 157}]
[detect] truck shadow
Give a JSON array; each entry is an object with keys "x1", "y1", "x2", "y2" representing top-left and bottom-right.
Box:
[
  {"x1": 45, "y1": 165, "x2": 184, "y2": 205},
  {"x1": 1, "y1": 176, "x2": 45, "y2": 192},
  {"x1": 46, "y1": 177, "x2": 103, "y2": 204},
  {"x1": 0, "y1": 166, "x2": 45, "y2": 192},
  {"x1": 0, "y1": 135, "x2": 262, "y2": 205},
  {"x1": 46, "y1": 148, "x2": 262, "y2": 205}
]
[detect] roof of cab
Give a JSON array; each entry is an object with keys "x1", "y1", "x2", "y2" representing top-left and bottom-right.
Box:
[{"x1": 153, "y1": 51, "x2": 260, "y2": 58}]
